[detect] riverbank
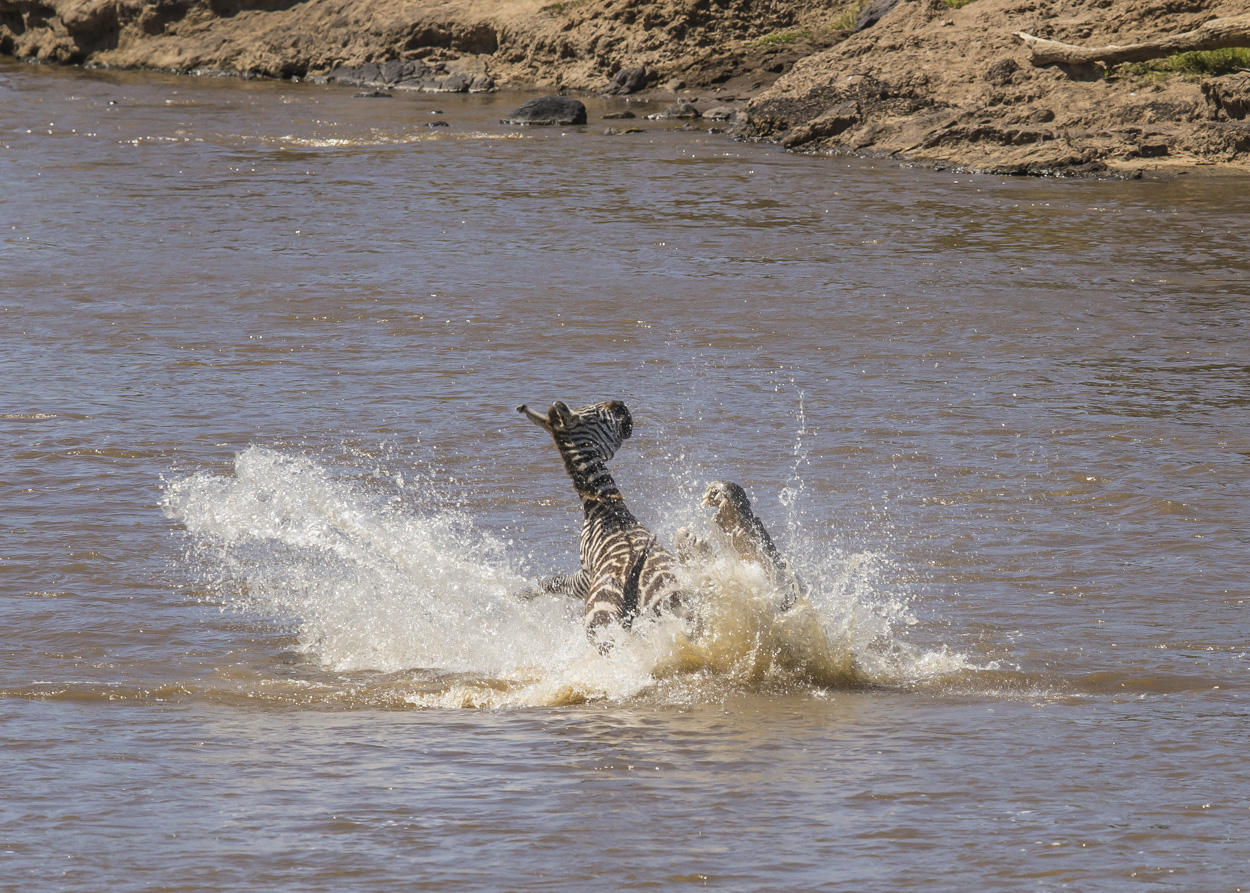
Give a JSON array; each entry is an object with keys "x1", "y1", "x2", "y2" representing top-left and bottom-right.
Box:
[{"x1": 3, "y1": 0, "x2": 1248, "y2": 175}]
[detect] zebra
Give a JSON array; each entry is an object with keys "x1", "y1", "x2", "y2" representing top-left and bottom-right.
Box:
[
  {"x1": 516, "y1": 399, "x2": 687, "y2": 643},
  {"x1": 676, "y1": 480, "x2": 807, "y2": 612}
]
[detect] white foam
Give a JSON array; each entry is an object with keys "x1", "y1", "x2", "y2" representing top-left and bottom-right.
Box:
[
  {"x1": 271, "y1": 130, "x2": 528, "y2": 149},
  {"x1": 163, "y1": 446, "x2": 984, "y2": 707}
]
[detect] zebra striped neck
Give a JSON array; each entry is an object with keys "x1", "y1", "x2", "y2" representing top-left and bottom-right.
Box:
[{"x1": 556, "y1": 443, "x2": 623, "y2": 506}]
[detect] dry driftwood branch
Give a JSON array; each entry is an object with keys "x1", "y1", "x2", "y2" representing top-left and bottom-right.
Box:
[{"x1": 1016, "y1": 14, "x2": 1250, "y2": 66}]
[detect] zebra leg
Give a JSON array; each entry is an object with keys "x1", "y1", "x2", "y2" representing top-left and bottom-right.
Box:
[
  {"x1": 517, "y1": 569, "x2": 590, "y2": 602},
  {"x1": 635, "y1": 547, "x2": 682, "y2": 616},
  {"x1": 539, "y1": 570, "x2": 591, "y2": 600},
  {"x1": 584, "y1": 570, "x2": 628, "y2": 650}
]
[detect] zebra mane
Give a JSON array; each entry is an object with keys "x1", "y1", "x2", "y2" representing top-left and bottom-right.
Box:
[
  {"x1": 519, "y1": 400, "x2": 631, "y2": 507},
  {"x1": 518, "y1": 399, "x2": 687, "y2": 642}
]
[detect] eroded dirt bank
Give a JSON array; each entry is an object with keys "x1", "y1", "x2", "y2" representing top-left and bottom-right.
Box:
[
  {"x1": 2, "y1": 0, "x2": 1248, "y2": 175},
  {"x1": 742, "y1": 0, "x2": 1250, "y2": 175},
  {"x1": 0, "y1": 0, "x2": 848, "y2": 93}
]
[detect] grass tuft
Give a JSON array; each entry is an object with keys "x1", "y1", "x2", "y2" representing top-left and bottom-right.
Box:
[
  {"x1": 541, "y1": 0, "x2": 593, "y2": 14},
  {"x1": 830, "y1": 0, "x2": 867, "y2": 31},
  {"x1": 752, "y1": 31, "x2": 804, "y2": 49},
  {"x1": 751, "y1": 21, "x2": 849, "y2": 50},
  {"x1": 1114, "y1": 47, "x2": 1250, "y2": 79}
]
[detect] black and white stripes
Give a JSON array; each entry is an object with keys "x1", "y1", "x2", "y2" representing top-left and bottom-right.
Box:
[{"x1": 518, "y1": 400, "x2": 685, "y2": 642}]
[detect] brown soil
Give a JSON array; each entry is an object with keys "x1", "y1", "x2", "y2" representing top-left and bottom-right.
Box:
[
  {"x1": 2, "y1": 0, "x2": 1248, "y2": 175},
  {"x1": 742, "y1": 0, "x2": 1250, "y2": 175}
]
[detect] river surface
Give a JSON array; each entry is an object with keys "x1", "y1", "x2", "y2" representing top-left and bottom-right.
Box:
[{"x1": 3, "y1": 57, "x2": 1249, "y2": 891}]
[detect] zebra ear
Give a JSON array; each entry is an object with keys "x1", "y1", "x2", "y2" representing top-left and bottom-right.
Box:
[
  {"x1": 551, "y1": 401, "x2": 573, "y2": 428},
  {"x1": 607, "y1": 401, "x2": 633, "y2": 440}
]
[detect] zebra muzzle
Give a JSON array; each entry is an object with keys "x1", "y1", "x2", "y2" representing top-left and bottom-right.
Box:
[{"x1": 517, "y1": 403, "x2": 552, "y2": 430}]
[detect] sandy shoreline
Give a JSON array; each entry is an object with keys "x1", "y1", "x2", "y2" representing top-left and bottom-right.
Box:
[{"x1": 3, "y1": 0, "x2": 1248, "y2": 176}]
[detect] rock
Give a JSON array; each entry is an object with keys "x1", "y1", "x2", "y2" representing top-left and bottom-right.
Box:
[
  {"x1": 5, "y1": 0, "x2": 1250, "y2": 177},
  {"x1": 502, "y1": 96, "x2": 587, "y2": 125},
  {"x1": 985, "y1": 58, "x2": 1019, "y2": 86},
  {"x1": 1203, "y1": 72, "x2": 1250, "y2": 122},
  {"x1": 780, "y1": 100, "x2": 860, "y2": 148},
  {"x1": 328, "y1": 57, "x2": 495, "y2": 94},
  {"x1": 426, "y1": 120, "x2": 450, "y2": 127},
  {"x1": 649, "y1": 101, "x2": 701, "y2": 120},
  {"x1": 703, "y1": 105, "x2": 737, "y2": 121},
  {"x1": 604, "y1": 65, "x2": 648, "y2": 95},
  {"x1": 434, "y1": 72, "x2": 471, "y2": 93},
  {"x1": 855, "y1": 0, "x2": 901, "y2": 32}
]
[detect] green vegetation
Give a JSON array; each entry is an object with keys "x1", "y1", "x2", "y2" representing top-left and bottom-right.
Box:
[
  {"x1": 751, "y1": 21, "x2": 847, "y2": 50},
  {"x1": 541, "y1": 0, "x2": 593, "y2": 14},
  {"x1": 830, "y1": 0, "x2": 867, "y2": 32},
  {"x1": 752, "y1": 31, "x2": 804, "y2": 49},
  {"x1": 1113, "y1": 47, "x2": 1250, "y2": 79}
]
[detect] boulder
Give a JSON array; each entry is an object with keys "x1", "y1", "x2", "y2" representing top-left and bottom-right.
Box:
[
  {"x1": 1203, "y1": 72, "x2": 1250, "y2": 122},
  {"x1": 604, "y1": 65, "x2": 648, "y2": 95},
  {"x1": 649, "y1": 101, "x2": 701, "y2": 119},
  {"x1": 328, "y1": 57, "x2": 495, "y2": 93},
  {"x1": 502, "y1": 96, "x2": 588, "y2": 125},
  {"x1": 780, "y1": 100, "x2": 860, "y2": 148},
  {"x1": 985, "y1": 58, "x2": 1019, "y2": 86},
  {"x1": 855, "y1": 0, "x2": 901, "y2": 32}
]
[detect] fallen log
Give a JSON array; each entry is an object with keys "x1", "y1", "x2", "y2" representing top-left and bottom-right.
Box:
[{"x1": 1016, "y1": 14, "x2": 1250, "y2": 67}]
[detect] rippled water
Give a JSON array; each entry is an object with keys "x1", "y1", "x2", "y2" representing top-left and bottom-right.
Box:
[{"x1": 3, "y1": 58, "x2": 1249, "y2": 890}]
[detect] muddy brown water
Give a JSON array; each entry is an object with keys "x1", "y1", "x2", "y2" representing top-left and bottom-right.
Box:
[{"x1": 3, "y1": 58, "x2": 1250, "y2": 891}]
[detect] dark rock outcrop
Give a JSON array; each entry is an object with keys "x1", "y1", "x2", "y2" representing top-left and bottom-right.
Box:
[
  {"x1": 780, "y1": 100, "x2": 861, "y2": 148},
  {"x1": 502, "y1": 96, "x2": 588, "y2": 125},
  {"x1": 1203, "y1": 72, "x2": 1250, "y2": 121},
  {"x1": 743, "y1": 0, "x2": 1250, "y2": 175},
  {"x1": 604, "y1": 65, "x2": 648, "y2": 95},
  {"x1": 327, "y1": 58, "x2": 494, "y2": 93},
  {"x1": 649, "y1": 101, "x2": 702, "y2": 119},
  {"x1": 2, "y1": 0, "x2": 1248, "y2": 175},
  {"x1": 855, "y1": 0, "x2": 902, "y2": 32}
]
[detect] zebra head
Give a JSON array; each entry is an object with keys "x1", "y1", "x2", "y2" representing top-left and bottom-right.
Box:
[{"x1": 517, "y1": 400, "x2": 633, "y2": 461}]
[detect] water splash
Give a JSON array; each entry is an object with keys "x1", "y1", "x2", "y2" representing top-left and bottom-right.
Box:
[
  {"x1": 163, "y1": 446, "x2": 983, "y2": 708},
  {"x1": 270, "y1": 130, "x2": 529, "y2": 149}
]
